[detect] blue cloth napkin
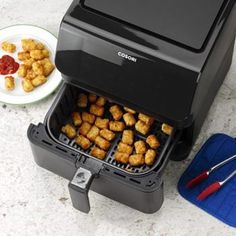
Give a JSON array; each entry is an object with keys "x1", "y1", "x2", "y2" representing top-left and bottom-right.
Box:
[{"x1": 178, "y1": 134, "x2": 236, "y2": 227}]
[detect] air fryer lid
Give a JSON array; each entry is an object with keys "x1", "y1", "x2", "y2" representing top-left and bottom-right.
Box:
[{"x1": 83, "y1": 0, "x2": 225, "y2": 50}]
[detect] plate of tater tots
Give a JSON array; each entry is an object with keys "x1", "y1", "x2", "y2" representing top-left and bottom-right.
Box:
[{"x1": 0, "y1": 25, "x2": 61, "y2": 104}]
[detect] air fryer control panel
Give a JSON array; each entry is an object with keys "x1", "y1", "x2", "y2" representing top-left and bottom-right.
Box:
[{"x1": 83, "y1": 0, "x2": 225, "y2": 50}]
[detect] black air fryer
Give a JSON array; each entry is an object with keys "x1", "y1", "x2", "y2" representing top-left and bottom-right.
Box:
[{"x1": 28, "y1": 0, "x2": 236, "y2": 213}]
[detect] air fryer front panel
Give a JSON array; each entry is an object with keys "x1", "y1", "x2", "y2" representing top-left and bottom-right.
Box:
[{"x1": 56, "y1": 23, "x2": 199, "y2": 126}]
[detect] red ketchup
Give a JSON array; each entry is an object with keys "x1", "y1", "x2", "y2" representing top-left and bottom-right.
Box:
[{"x1": 0, "y1": 55, "x2": 19, "y2": 75}]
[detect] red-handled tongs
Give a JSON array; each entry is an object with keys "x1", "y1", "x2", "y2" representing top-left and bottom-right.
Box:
[
  {"x1": 186, "y1": 154, "x2": 236, "y2": 189},
  {"x1": 197, "y1": 169, "x2": 236, "y2": 200}
]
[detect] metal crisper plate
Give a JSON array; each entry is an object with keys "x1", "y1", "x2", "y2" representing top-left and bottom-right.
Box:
[{"x1": 47, "y1": 84, "x2": 173, "y2": 175}]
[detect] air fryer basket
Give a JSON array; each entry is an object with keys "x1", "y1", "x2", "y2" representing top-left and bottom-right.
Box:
[{"x1": 46, "y1": 83, "x2": 175, "y2": 176}]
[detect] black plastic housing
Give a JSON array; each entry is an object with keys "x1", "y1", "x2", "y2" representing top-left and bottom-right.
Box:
[
  {"x1": 28, "y1": 0, "x2": 236, "y2": 213},
  {"x1": 56, "y1": 0, "x2": 236, "y2": 128},
  {"x1": 28, "y1": 121, "x2": 179, "y2": 213}
]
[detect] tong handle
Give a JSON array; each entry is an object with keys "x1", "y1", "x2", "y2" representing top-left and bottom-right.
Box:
[{"x1": 68, "y1": 168, "x2": 95, "y2": 213}]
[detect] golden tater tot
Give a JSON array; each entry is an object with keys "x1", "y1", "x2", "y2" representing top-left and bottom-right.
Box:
[
  {"x1": 75, "y1": 135, "x2": 91, "y2": 150},
  {"x1": 22, "y1": 79, "x2": 34, "y2": 92},
  {"x1": 18, "y1": 52, "x2": 31, "y2": 61},
  {"x1": 72, "y1": 112, "x2": 82, "y2": 127},
  {"x1": 135, "y1": 120, "x2": 150, "y2": 135},
  {"x1": 87, "y1": 126, "x2": 100, "y2": 142},
  {"x1": 61, "y1": 124, "x2": 76, "y2": 139},
  {"x1": 79, "y1": 122, "x2": 92, "y2": 136},
  {"x1": 109, "y1": 105, "x2": 123, "y2": 121},
  {"x1": 145, "y1": 149, "x2": 156, "y2": 166},
  {"x1": 90, "y1": 147, "x2": 106, "y2": 160},
  {"x1": 25, "y1": 69, "x2": 37, "y2": 80},
  {"x1": 121, "y1": 130, "x2": 134, "y2": 145},
  {"x1": 1, "y1": 41, "x2": 16, "y2": 53},
  {"x1": 42, "y1": 49, "x2": 49, "y2": 58},
  {"x1": 82, "y1": 112, "x2": 95, "y2": 124},
  {"x1": 115, "y1": 152, "x2": 129, "y2": 164},
  {"x1": 109, "y1": 121, "x2": 125, "y2": 132},
  {"x1": 77, "y1": 93, "x2": 88, "y2": 108},
  {"x1": 129, "y1": 154, "x2": 145, "y2": 167},
  {"x1": 90, "y1": 104, "x2": 104, "y2": 117},
  {"x1": 124, "y1": 107, "x2": 136, "y2": 114},
  {"x1": 31, "y1": 75, "x2": 47, "y2": 87},
  {"x1": 22, "y1": 39, "x2": 37, "y2": 51},
  {"x1": 100, "y1": 129, "x2": 115, "y2": 141},
  {"x1": 42, "y1": 60, "x2": 55, "y2": 76},
  {"x1": 117, "y1": 142, "x2": 133, "y2": 155},
  {"x1": 88, "y1": 93, "x2": 97, "y2": 103},
  {"x1": 30, "y1": 50, "x2": 46, "y2": 60},
  {"x1": 18, "y1": 64, "x2": 28, "y2": 78},
  {"x1": 24, "y1": 58, "x2": 35, "y2": 68},
  {"x1": 5, "y1": 76, "x2": 15, "y2": 91},
  {"x1": 95, "y1": 117, "x2": 109, "y2": 129},
  {"x1": 134, "y1": 140, "x2": 147, "y2": 154},
  {"x1": 161, "y1": 123, "x2": 173, "y2": 135},
  {"x1": 39, "y1": 58, "x2": 51, "y2": 66},
  {"x1": 123, "y1": 113, "x2": 136, "y2": 126},
  {"x1": 138, "y1": 113, "x2": 154, "y2": 126},
  {"x1": 32, "y1": 62, "x2": 44, "y2": 75},
  {"x1": 146, "y1": 135, "x2": 160, "y2": 149},
  {"x1": 36, "y1": 42, "x2": 44, "y2": 50},
  {"x1": 96, "y1": 96, "x2": 106, "y2": 106},
  {"x1": 95, "y1": 136, "x2": 111, "y2": 151}
]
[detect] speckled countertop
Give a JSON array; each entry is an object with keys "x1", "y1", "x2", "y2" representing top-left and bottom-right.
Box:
[{"x1": 0, "y1": 1, "x2": 236, "y2": 236}]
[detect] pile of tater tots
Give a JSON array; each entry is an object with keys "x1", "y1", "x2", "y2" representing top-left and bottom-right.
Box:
[
  {"x1": 61, "y1": 93, "x2": 173, "y2": 168},
  {"x1": 18, "y1": 39, "x2": 55, "y2": 92}
]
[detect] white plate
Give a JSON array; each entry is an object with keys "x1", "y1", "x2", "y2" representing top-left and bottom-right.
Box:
[{"x1": 0, "y1": 25, "x2": 62, "y2": 105}]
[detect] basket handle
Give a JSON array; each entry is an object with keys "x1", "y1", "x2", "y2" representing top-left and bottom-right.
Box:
[{"x1": 68, "y1": 167, "x2": 95, "y2": 213}]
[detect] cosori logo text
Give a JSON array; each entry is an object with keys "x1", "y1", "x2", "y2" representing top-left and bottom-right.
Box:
[{"x1": 118, "y1": 52, "x2": 137, "y2": 62}]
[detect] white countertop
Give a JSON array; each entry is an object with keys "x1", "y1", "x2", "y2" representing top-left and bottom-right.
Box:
[{"x1": 0, "y1": 1, "x2": 236, "y2": 235}]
